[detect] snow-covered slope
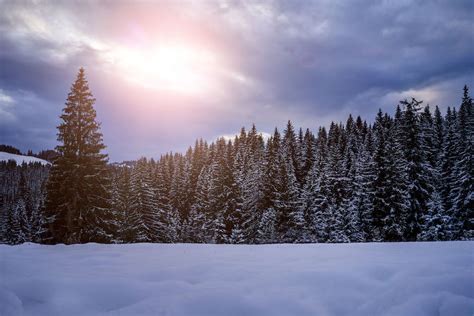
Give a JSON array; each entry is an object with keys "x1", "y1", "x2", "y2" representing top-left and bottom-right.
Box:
[
  {"x1": 0, "y1": 242, "x2": 472, "y2": 316},
  {"x1": 0, "y1": 151, "x2": 50, "y2": 165}
]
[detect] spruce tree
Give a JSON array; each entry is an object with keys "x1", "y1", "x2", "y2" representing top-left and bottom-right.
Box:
[
  {"x1": 44, "y1": 68, "x2": 111, "y2": 244},
  {"x1": 188, "y1": 165, "x2": 212, "y2": 242},
  {"x1": 301, "y1": 128, "x2": 315, "y2": 182},
  {"x1": 450, "y1": 86, "x2": 474, "y2": 239},
  {"x1": 277, "y1": 125, "x2": 302, "y2": 242},
  {"x1": 309, "y1": 127, "x2": 331, "y2": 242},
  {"x1": 256, "y1": 130, "x2": 280, "y2": 243},
  {"x1": 111, "y1": 167, "x2": 141, "y2": 243},
  {"x1": 257, "y1": 207, "x2": 277, "y2": 243},
  {"x1": 433, "y1": 106, "x2": 444, "y2": 160},
  {"x1": 373, "y1": 109, "x2": 407, "y2": 241},
  {"x1": 440, "y1": 107, "x2": 458, "y2": 218},
  {"x1": 238, "y1": 125, "x2": 265, "y2": 243},
  {"x1": 153, "y1": 159, "x2": 179, "y2": 242},
  {"x1": 346, "y1": 130, "x2": 375, "y2": 242},
  {"x1": 397, "y1": 99, "x2": 432, "y2": 240},
  {"x1": 325, "y1": 123, "x2": 350, "y2": 242},
  {"x1": 130, "y1": 158, "x2": 158, "y2": 242}
]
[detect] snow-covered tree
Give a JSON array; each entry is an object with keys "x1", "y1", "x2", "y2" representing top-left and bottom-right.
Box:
[{"x1": 44, "y1": 68, "x2": 112, "y2": 244}]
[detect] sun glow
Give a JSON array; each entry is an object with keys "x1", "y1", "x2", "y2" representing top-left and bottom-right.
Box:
[{"x1": 108, "y1": 43, "x2": 218, "y2": 95}]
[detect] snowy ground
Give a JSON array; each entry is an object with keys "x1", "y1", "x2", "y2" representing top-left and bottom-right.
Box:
[
  {"x1": 0, "y1": 242, "x2": 472, "y2": 316},
  {"x1": 0, "y1": 151, "x2": 49, "y2": 165}
]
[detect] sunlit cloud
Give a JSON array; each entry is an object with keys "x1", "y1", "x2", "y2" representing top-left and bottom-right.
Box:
[
  {"x1": 381, "y1": 87, "x2": 441, "y2": 108},
  {"x1": 0, "y1": 1, "x2": 254, "y2": 99},
  {"x1": 101, "y1": 42, "x2": 220, "y2": 95},
  {"x1": 0, "y1": 89, "x2": 16, "y2": 123},
  {"x1": 0, "y1": 4, "x2": 101, "y2": 63}
]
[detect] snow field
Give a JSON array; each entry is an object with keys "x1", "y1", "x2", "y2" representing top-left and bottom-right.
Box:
[{"x1": 0, "y1": 241, "x2": 472, "y2": 316}]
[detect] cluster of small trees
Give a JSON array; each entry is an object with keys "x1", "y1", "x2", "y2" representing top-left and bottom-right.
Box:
[{"x1": 0, "y1": 68, "x2": 472, "y2": 244}]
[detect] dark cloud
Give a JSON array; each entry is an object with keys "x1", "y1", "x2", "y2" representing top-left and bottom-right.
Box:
[{"x1": 0, "y1": 0, "x2": 472, "y2": 161}]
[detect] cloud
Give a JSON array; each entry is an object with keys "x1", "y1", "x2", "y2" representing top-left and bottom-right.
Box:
[
  {"x1": 0, "y1": 0, "x2": 473, "y2": 160},
  {"x1": 0, "y1": 88, "x2": 59, "y2": 151},
  {"x1": 0, "y1": 89, "x2": 16, "y2": 123}
]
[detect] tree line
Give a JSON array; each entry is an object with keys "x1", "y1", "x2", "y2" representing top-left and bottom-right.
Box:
[
  {"x1": 0, "y1": 144, "x2": 58, "y2": 162},
  {"x1": 0, "y1": 69, "x2": 472, "y2": 244}
]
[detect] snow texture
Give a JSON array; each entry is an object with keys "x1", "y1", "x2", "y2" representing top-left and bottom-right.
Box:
[
  {"x1": 0, "y1": 152, "x2": 50, "y2": 165},
  {"x1": 0, "y1": 242, "x2": 472, "y2": 316}
]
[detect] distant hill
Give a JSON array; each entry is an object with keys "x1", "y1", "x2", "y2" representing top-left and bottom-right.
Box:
[{"x1": 0, "y1": 151, "x2": 50, "y2": 165}]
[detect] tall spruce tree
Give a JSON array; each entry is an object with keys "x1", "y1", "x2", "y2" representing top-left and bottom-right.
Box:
[
  {"x1": 440, "y1": 107, "x2": 458, "y2": 220},
  {"x1": 256, "y1": 130, "x2": 280, "y2": 243},
  {"x1": 450, "y1": 86, "x2": 474, "y2": 239},
  {"x1": 237, "y1": 125, "x2": 265, "y2": 243},
  {"x1": 372, "y1": 109, "x2": 408, "y2": 241},
  {"x1": 397, "y1": 99, "x2": 432, "y2": 240},
  {"x1": 44, "y1": 68, "x2": 111, "y2": 244}
]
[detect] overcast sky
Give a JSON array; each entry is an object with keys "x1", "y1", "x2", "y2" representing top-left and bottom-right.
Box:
[{"x1": 0, "y1": 0, "x2": 473, "y2": 161}]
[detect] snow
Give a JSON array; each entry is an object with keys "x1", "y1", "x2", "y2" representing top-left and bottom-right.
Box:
[
  {"x1": 0, "y1": 242, "x2": 472, "y2": 316},
  {"x1": 0, "y1": 151, "x2": 50, "y2": 165}
]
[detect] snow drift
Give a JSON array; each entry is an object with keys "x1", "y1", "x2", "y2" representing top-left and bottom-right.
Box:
[{"x1": 0, "y1": 242, "x2": 472, "y2": 316}]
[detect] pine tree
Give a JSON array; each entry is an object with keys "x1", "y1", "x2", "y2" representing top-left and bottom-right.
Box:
[
  {"x1": 130, "y1": 158, "x2": 158, "y2": 242},
  {"x1": 44, "y1": 68, "x2": 111, "y2": 244},
  {"x1": 257, "y1": 207, "x2": 277, "y2": 243},
  {"x1": 342, "y1": 115, "x2": 365, "y2": 242},
  {"x1": 111, "y1": 167, "x2": 142, "y2": 243},
  {"x1": 15, "y1": 170, "x2": 35, "y2": 243},
  {"x1": 433, "y1": 106, "x2": 444, "y2": 160},
  {"x1": 256, "y1": 130, "x2": 280, "y2": 243},
  {"x1": 301, "y1": 128, "x2": 315, "y2": 182},
  {"x1": 372, "y1": 109, "x2": 407, "y2": 241},
  {"x1": 301, "y1": 160, "x2": 328, "y2": 242},
  {"x1": 277, "y1": 125, "x2": 302, "y2": 242},
  {"x1": 346, "y1": 130, "x2": 376, "y2": 242},
  {"x1": 7, "y1": 201, "x2": 25, "y2": 244},
  {"x1": 237, "y1": 125, "x2": 265, "y2": 243},
  {"x1": 273, "y1": 160, "x2": 301, "y2": 242},
  {"x1": 308, "y1": 127, "x2": 331, "y2": 242},
  {"x1": 169, "y1": 154, "x2": 188, "y2": 222},
  {"x1": 450, "y1": 86, "x2": 474, "y2": 239},
  {"x1": 420, "y1": 106, "x2": 437, "y2": 169},
  {"x1": 153, "y1": 160, "x2": 179, "y2": 242},
  {"x1": 397, "y1": 99, "x2": 433, "y2": 240},
  {"x1": 282, "y1": 121, "x2": 303, "y2": 184},
  {"x1": 325, "y1": 123, "x2": 350, "y2": 243},
  {"x1": 205, "y1": 139, "x2": 240, "y2": 243},
  {"x1": 439, "y1": 107, "x2": 460, "y2": 240},
  {"x1": 419, "y1": 189, "x2": 449, "y2": 241},
  {"x1": 188, "y1": 165, "x2": 212, "y2": 243}
]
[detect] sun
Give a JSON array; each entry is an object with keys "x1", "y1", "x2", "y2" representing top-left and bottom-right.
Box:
[{"x1": 108, "y1": 43, "x2": 218, "y2": 95}]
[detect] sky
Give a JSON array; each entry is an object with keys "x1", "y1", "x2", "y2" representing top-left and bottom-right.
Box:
[{"x1": 0, "y1": 0, "x2": 473, "y2": 162}]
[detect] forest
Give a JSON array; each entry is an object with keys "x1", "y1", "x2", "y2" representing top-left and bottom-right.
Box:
[{"x1": 0, "y1": 77, "x2": 472, "y2": 245}]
